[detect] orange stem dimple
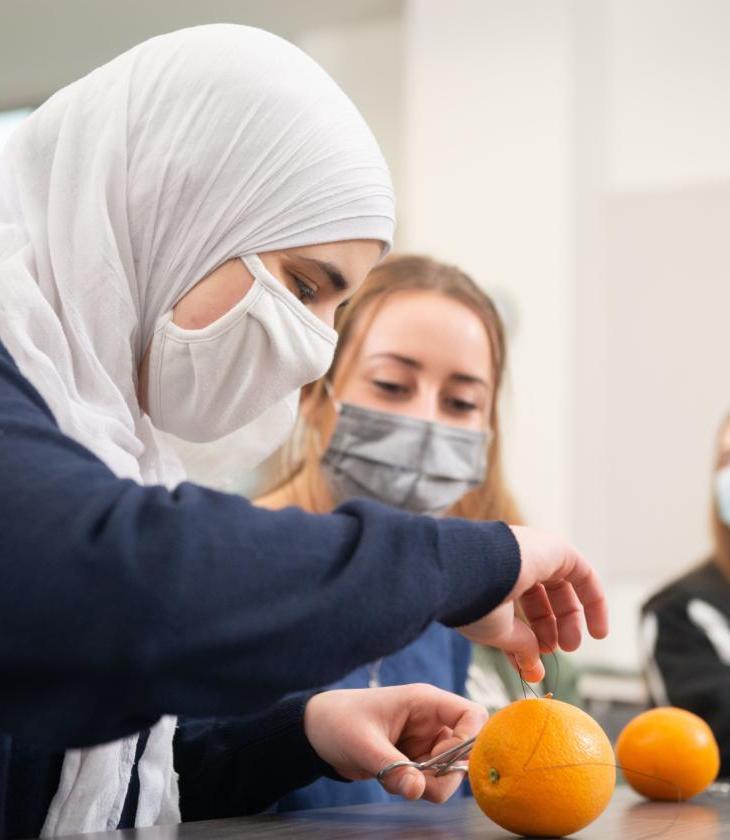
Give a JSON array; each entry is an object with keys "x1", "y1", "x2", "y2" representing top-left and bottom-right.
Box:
[{"x1": 489, "y1": 767, "x2": 500, "y2": 785}]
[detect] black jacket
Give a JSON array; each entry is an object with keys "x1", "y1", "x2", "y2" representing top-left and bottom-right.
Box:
[{"x1": 642, "y1": 560, "x2": 730, "y2": 776}]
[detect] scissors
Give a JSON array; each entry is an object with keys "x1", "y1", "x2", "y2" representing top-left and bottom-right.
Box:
[{"x1": 377, "y1": 736, "x2": 476, "y2": 783}]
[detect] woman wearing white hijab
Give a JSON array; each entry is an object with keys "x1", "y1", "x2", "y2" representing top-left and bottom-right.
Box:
[{"x1": 0, "y1": 24, "x2": 608, "y2": 837}]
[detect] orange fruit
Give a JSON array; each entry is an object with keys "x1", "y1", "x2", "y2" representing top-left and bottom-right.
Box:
[
  {"x1": 469, "y1": 696, "x2": 615, "y2": 837},
  {"x1": 615, "y1": 707, "x2": 720, "y2": 801}
]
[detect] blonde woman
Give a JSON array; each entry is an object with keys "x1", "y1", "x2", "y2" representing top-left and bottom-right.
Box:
[
  {"x1": 259, "y1": 255, "x2": 577, "y2": 809},
  {"x1": 259, "y1": 255, "x2": 520, "y2": 519}
]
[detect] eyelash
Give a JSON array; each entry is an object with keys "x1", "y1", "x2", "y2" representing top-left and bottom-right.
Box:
[
  {"x1": 292, "y1": 275, "x2": 317, "y2": 303},
  {"x1": 447, "y1": 398, "x2": 478, "y2": 413},
  {"x1": 373, "y1": 380, "x2": 408, "y2": 395},
  {"x1": 374, "y1": 381, "x2": 478, "y2": 412}
]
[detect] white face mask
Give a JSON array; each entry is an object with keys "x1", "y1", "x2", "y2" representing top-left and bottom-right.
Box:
[
  {"x1": 224, "y1": 386, "x2": 302, "y2": 471},
  {"x1": 146, "y1": 254, "x2": 337, "y2": 443},
  {"x1": 168, "y1": 389, "x2": 301, "y2": 492}
]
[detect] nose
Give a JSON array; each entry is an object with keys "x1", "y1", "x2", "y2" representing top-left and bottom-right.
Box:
[
  {"x1": 410, "y1": 388, "x2": 440, "y2": 423},
  {"x1": 311, "y1": 302, "x2": 339, "y2": 330}
]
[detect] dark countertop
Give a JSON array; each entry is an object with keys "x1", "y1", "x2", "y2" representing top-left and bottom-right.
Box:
[{"x1": 53, "y1": 785, "x2": 730, "y2": 840}]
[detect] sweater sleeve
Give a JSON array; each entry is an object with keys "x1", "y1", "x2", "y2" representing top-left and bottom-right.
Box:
[
  {"x1": 175, "y1": 695, "x2": 342, "y2": 820},
  {"x1": 0, "y1": 341, "x2": 520, "y2": 750}
]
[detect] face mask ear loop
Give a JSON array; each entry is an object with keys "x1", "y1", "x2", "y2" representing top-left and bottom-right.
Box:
[
  {"x1": 323, "y1": 378, "x2": 343, "y2": 414},
  {"x1": 320, "y1": 377, "x2": 348, "y2": 468},
  {"x1": 311, "y1": 378, "x2": 337, "y2": 458},
  {"x1": 478, "y1": 425, "x2": 494, "y2": 483}
]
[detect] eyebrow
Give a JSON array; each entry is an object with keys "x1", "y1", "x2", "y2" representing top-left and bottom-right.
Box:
[
  {"x1": 368, "y1": 352, "x2": 491, "y2": 388},
  {"x1": 297, "y1": 257, "x2": 349, "y2": 292}
]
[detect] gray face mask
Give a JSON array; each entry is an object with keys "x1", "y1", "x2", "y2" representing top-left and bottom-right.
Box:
[{"x1": 322, "y1": 401, "x2": 490, "y2": 516}]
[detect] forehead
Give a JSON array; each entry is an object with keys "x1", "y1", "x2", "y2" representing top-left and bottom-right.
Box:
[
  {"x1": 290, "y1": 240, "x2": 382, "y2": 280},
  {"x1": 356, "y1": 290, "x2": 493, "y2": 378}
]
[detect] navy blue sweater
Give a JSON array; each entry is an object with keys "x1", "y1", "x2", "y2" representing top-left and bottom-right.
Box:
[{"x1": 0, "y1": 339, "x2": 520, "y2": 835}]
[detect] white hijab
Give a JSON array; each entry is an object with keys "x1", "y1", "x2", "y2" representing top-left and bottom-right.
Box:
[{"x1": 0, "y1": 24, "x2": 394, "y2": 834}]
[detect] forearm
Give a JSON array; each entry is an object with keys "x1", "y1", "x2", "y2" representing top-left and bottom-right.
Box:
[{"x1": 1, "y1": 476, "x2": 518, "y2": 748}]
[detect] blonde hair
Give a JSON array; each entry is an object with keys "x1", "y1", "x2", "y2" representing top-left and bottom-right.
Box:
[
  {"x1": 264, "y1": 254, "x2": 522, "y2": 524},
  {"x1": 711, "y1": 413, "x2": 730, "y2": 578}
]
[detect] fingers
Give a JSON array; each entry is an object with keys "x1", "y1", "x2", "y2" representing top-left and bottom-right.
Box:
[
  {"x1": 458, "y1": 603, "x2": 546, "y2": 682},
  {"x1": 377, "y1": 761, "x2": 426, "y2": 800},
  {"x1": 541, "y1": 542, "x2": 608, "y2": 642},
  {"x1": 377, "y1": 687, "x2": 487, "y2": 803},
  {"x1": 421, "y1": 734, "x2": 473, "y2": 804},
  {"x1": 425, "y1": 686, "x2": 488, "y2": 740},
  {"x1": 519, "y1": 584, "x2": 559, "y2": 652},
  {"x1": 521, "y1": 581, "x2": 583, "y2": 652},
  {"x1": 511, "y1": 526, "x2": 609, "y2": 647},
  {"x1": 496, "y1": 617, "x2": 544, "y2": 682},
  {"x1": 376, "y1": 735, "x2": 468, "y2": 804},
  {"x1": 544, "y1": 580, "x2": 583, "y2": 650},
  {"x1": 564, "y1": 557, "x2": 609, "y2": 639},
  {"x1": 305, "y1": 686, "x2": 488, "y2": 805},
  {"x1": 403, "y1": 694, "x2": 486, "y2": 804}
]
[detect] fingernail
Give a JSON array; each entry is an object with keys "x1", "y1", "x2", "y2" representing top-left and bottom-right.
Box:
[{"x1": 396, "y1": 770, "x2": 419, "y2": 798}]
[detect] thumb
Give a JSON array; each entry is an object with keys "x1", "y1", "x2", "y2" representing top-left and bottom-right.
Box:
[
  {"x1": 379, "y1": 762, "x2": 426, "y2": 800},
  {"x1": 369, "y1": 742, "x2": 427, "y2": 800},
  {"x1": 500, "y1": 619, "x2": 545, "y2": 682}
]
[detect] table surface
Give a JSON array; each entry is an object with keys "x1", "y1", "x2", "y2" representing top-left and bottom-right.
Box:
[{"x1": 56, "y1": 786, "x2": 730, "y2": 840}]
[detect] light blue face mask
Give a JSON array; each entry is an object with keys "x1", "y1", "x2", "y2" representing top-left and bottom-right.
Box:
[{"x1": 715, "y1": 466, "x2": 730, "y2": 527}]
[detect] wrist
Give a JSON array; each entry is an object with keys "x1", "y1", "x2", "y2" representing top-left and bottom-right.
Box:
[
  {"x1": 436, "y1": 519, "x2": 521, "y2": 626},
  {"x1": 303, "y1": 692, "x2": 351, "y2": 783}
]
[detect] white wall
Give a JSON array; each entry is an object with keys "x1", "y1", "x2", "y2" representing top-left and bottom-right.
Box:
[
  {"x1": 574, "y1": 0, "x2": 730, "y2": 667},
  {"x1": 400, "y1": 0, "x2": 577, "y2": 535},
  {"x1": 396, "y1": 0, "x2": 730, "y2": 670},
  {"x1": 580, "y1": 0, "x2": 730, "y2": 579},
  {"x1": 604, "y1": 186, "x2": 730, "y2": 575},
  {"x1": 0, "y1": 0, "x2": 401, "y2": 109},
  {"x1": 297, "y1": 15, "x2": 405, "y2": 208},
  {"x1": 607, "y1": 0, "x2": 730, "y2": 191}
]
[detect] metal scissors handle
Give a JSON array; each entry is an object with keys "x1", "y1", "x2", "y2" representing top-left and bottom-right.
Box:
[{"x1": 376, "y1": 736, "x2": 476, "y2": 782}]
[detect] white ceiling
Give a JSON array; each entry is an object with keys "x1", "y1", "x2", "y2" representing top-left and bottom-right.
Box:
[{"x1": 0, "y1": 0, "x2": 401, "y2": 109}]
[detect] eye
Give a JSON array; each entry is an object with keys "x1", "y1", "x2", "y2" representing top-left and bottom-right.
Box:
[
  {"x1": 445, "y1": 397, "x2": 479, "y2": 413},
  {"x1": 292, "y1": 274, "x2": 317, "y2": 303},
  {"x1": 373, "y1": 379, "x2": 409, "y2": 395}
]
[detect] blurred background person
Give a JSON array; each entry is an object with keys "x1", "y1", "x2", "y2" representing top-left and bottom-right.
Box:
[{"x1": 641, "y1": 413, "x2": 730, "y2": 776}]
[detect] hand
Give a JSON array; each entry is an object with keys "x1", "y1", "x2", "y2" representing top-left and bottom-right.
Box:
[
  {"x1": 303, "y1": 684, "x2": 487, "y2": 803},
  {"x1": 458, "y1": 525, "x2": 608, "y2": 682}
]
